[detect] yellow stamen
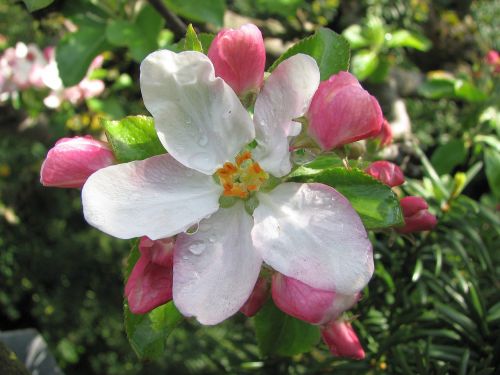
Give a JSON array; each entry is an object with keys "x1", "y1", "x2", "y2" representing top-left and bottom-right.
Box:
[{"x1": 215, "y1": 151, "x2": 269, "y2": 199}]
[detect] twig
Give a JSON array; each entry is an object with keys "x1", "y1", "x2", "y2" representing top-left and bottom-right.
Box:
[{"x1": 147, "y1": 0, "x2": 187, "y2": 40}]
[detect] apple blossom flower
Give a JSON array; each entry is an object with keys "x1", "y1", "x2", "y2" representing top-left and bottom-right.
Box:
[
  {"x1": 485, "y1": 50, "x2": 500, "y2": 73},
  {"x1": 306, "y1": 71, "x2": 383, "y2": 150},
  {"x1": 365, "y1": 161, "x2": 405, "y2": 187},
  {"x1": 272, "y1": 273, "x2": 360, "y2": 325},
  {"x1": 321, "y1": 319, "x2": 365, "y2": 359},
  {"x1": 82, "y1": 49, "x2": 374, "y2": 325},
  {"x1": 125, "y1": 236, "x2": 174, "y2": 314},
  {"x1": 40, "y1": 136, "x2": 115, "y2": 188},
  {"x1": 0, "y1": 42, "x2": 46, "y2": 96},
  {"x1": 208, "y1": 24, "x2": 265, "y2": 97},
  {"x1": 43, "y1": 50, "x2": 105, "y2": 108},
  {"x1": 397, "y1": 196, "x2": 437, "y2": 234},
  {"x1": 239, "y1": 276, "x2": 270, "y2": 317}
]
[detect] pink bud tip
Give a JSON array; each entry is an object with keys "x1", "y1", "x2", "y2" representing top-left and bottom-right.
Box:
[
  {"x1": 208, "y1": 24, "x2": 265, "y2": 97},
  {"x1": 321, "y1": 320, "x2": 365, "y2": 359},
  {"x1": 306, "y1": 71, "x2": 383, "y2": 150},
  {"x1": 239, "y1": 276, "x2": 270, "y2": 317},
  {"x1": 272, "y1": 273, "x2": 335, "y2": 324},
  {"x1": 125, "y1": 236, "x2": 174, "y2": 314},
  {"x1": 365, "y1": 161, "x2": 405, "y2": 187},
  {"x1": 373, "y1": 118, "x2": 393, "y2": 147},
  {"x1": 40, "y1": 136, "x2": 115, "y2": 188},
  {"x1": 397, "y1": 196, "x2": 438, "y2": 234},
  {"x1": 272, "y1": 273, "x2": 360, "y2": 325}
]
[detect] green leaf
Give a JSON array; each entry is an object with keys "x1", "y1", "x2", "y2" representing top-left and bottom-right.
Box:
[
  {"x1": 454, "y1": 80, "x2": 487, "y2": 102},
  {"x1": 22, "y1": 0, "x2": 54, "y2": 12},
  {"x1": 198, "y1": 33, "x2": 215, "y2": 52},
  {"x1": 253, "y1": 300, "x2": 320, "y2": 356},
  {"x1": 255, "y1": 0, "x2": 303, "y2": 18},
  {"x1": 125, "y1": 302, "x2": 179, "y2": 358},
  {"x1": 106, "y1": 5, "x2": 163, "y2": 62},
  {"x1": 342, "y1": 24, "x2": 369, "y2": 49},
  {"x1": 418, "y1": 79, "x2": 456, "y2": 99},
  {"x1": 106, "y1": 20, "x2": 137, "y2": 46},
  {"x1": 430, "y1": 139, "x2": 467, "y2": 175},
  {"x1": 484, "y1": 148, "x2": 500, "y2": 199},
  {"x1": 131, "y1": 5, "x2": 164, "y2": 61},
  {"x1": 56, "y1": 20, "x2": 109, "y2": 86},
  {"x1": 351, "y1": 49, "x2": 379, "y2": 81},
  {"x1": 270, "y1": 28, "x2": 350, "y2": 81},
  {"x1": 184, "y1": 24, "x2": 203, "y2": 52},
  {"x1": 124, "y1": 243, "x2": 183, "y2": 360},
  {"x1": 368, "y1": 55, "x2": 391, "y2": 83},
  {"x1": 124, "y1": 302, "x2": 182, "y2": 360},
  {"x1": 288, "y1": 164, "x2": 403, "y2": 229},
  {"x1": 387, "y1": 30, "x2": 431, "y2": 51},
  {"x1": 103, "y1": 116, "x2": 166, "y2": 163},
  {"x1": 163, "y1": 0, "x2": 225, "y2": 26},
  {"x1": 364, "y1": 17, "x2": 386, "y2": 47}
]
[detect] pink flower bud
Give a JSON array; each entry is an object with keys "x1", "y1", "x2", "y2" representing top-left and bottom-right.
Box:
[
  {"x1": 272, "y1": 273, "x2": 359, "y2": 325},
  {"x1": 365, "y1": 161, "x2": 405, "y2": 187},
  {"x1": 240, "y1": 276, "x2": 270, "y2": 317},
  {"x1": 40, "y1": 136, "x2": 115, "y2": 188},
  {"x1": 125, "y1": 236, "x2": 174, "y2": 314},
  {"x1": 208, "y1": 24, "x2": 265, "y2": 97},
  {"x1": 397, "y1": 196, "x2": 437, "y2": 234},
  {"x1": 306, "y1": 71, "x2": 383, "y2": 150},
  {"x1": 485, "y1": 50, "x2": 500, "y2": 74},
  {"x1": 373, "y1": 118, "x2": 393, "y2": 147},
  {"x1": 321, "y1": 319, "x2": 365, "y2": 359}
]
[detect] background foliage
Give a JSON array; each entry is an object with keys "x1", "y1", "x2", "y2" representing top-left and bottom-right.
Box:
[{"x1": 1, "y1": 0, "x2": 498, "y2": 374}]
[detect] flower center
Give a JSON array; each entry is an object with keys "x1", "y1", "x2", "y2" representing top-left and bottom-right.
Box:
[{"x1": 215, "y1": 151, "x2": 269, "y2": 199}]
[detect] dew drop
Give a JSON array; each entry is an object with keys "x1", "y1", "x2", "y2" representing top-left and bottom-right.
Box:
[
  {"x1": 292, "y1": 148, "x2": 316, "y2": 165},
  {"x1": 185, "y1": 223, "x2": 199, "y2": 235},
  {"x1": 222, "y1": 109, "x2": 232, "y2": 119},
  {"x1": 188, "y1": 240, "x2": 205, "y2": 255},
  {"x1": 198, "y1": 133, "x2": 208, "y2": 146}
]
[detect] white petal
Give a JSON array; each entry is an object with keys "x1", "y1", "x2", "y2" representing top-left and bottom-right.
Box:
[
  {"x1": 253, "y1": 54, "x2": 320, "y2": 177},
  {"x1": 252, "y1": 183, "x2": 373, "y2": 294},
  {"x1": 140, "y1": 50, "x2": 254, "y2": 175},
  {"x1": 173, "y1": 203, "x2": 262, "y2": 325},
  {"x1": 82, "y1": 154, "x2": 221, "y2": 240}
]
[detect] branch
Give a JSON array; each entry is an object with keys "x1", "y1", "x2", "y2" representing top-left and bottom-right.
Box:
[{"x1": 147, "y1": 0, "x2": 187, "y2": 40}]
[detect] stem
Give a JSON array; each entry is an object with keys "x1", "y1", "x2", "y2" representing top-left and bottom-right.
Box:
[{"x1": 147, "y1": 0, "x2": 187, "y2": 40}]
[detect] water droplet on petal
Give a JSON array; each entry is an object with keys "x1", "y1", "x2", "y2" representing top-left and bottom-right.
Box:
[
  {"x1": 292, "y1": 148, "x2": 316, "y2": 165},
  {"x1": 188, "y1": 240, "x2": 205, "y2": 255},
  {"x1": 185, "y1": 223, "x2": 199, "y2": 235},
  {"x1": 198, "y1": 133, "x2": 208, "y2": 146}
]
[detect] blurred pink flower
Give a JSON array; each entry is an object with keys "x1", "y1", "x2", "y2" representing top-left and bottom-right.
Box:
[
  {"x1": 40, "y1": 135, "x2": 115, "y2": 188},
  {"x1": 306, "y1": 71, "x2": 383, "y2": 150},
  {"x1": 485, "y1": 50, "x2": 500, "y2": 73},
  {"x1": 208, "y1": 24, "x2": 265, "y2": 97},
  {"x1": 43, "y1": 50, "x2": 105, "y2": 108},
  {"x1": 0, "y1": 42, "x2": 46, "y2": 96}
]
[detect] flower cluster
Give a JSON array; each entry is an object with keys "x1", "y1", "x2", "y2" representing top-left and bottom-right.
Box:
[
  {"x1": 0, "y1": 42, "x2": 104, "y2": 106},
  {"x1": 40, "y1": 23, "x2": 438, "y2": 359}
]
